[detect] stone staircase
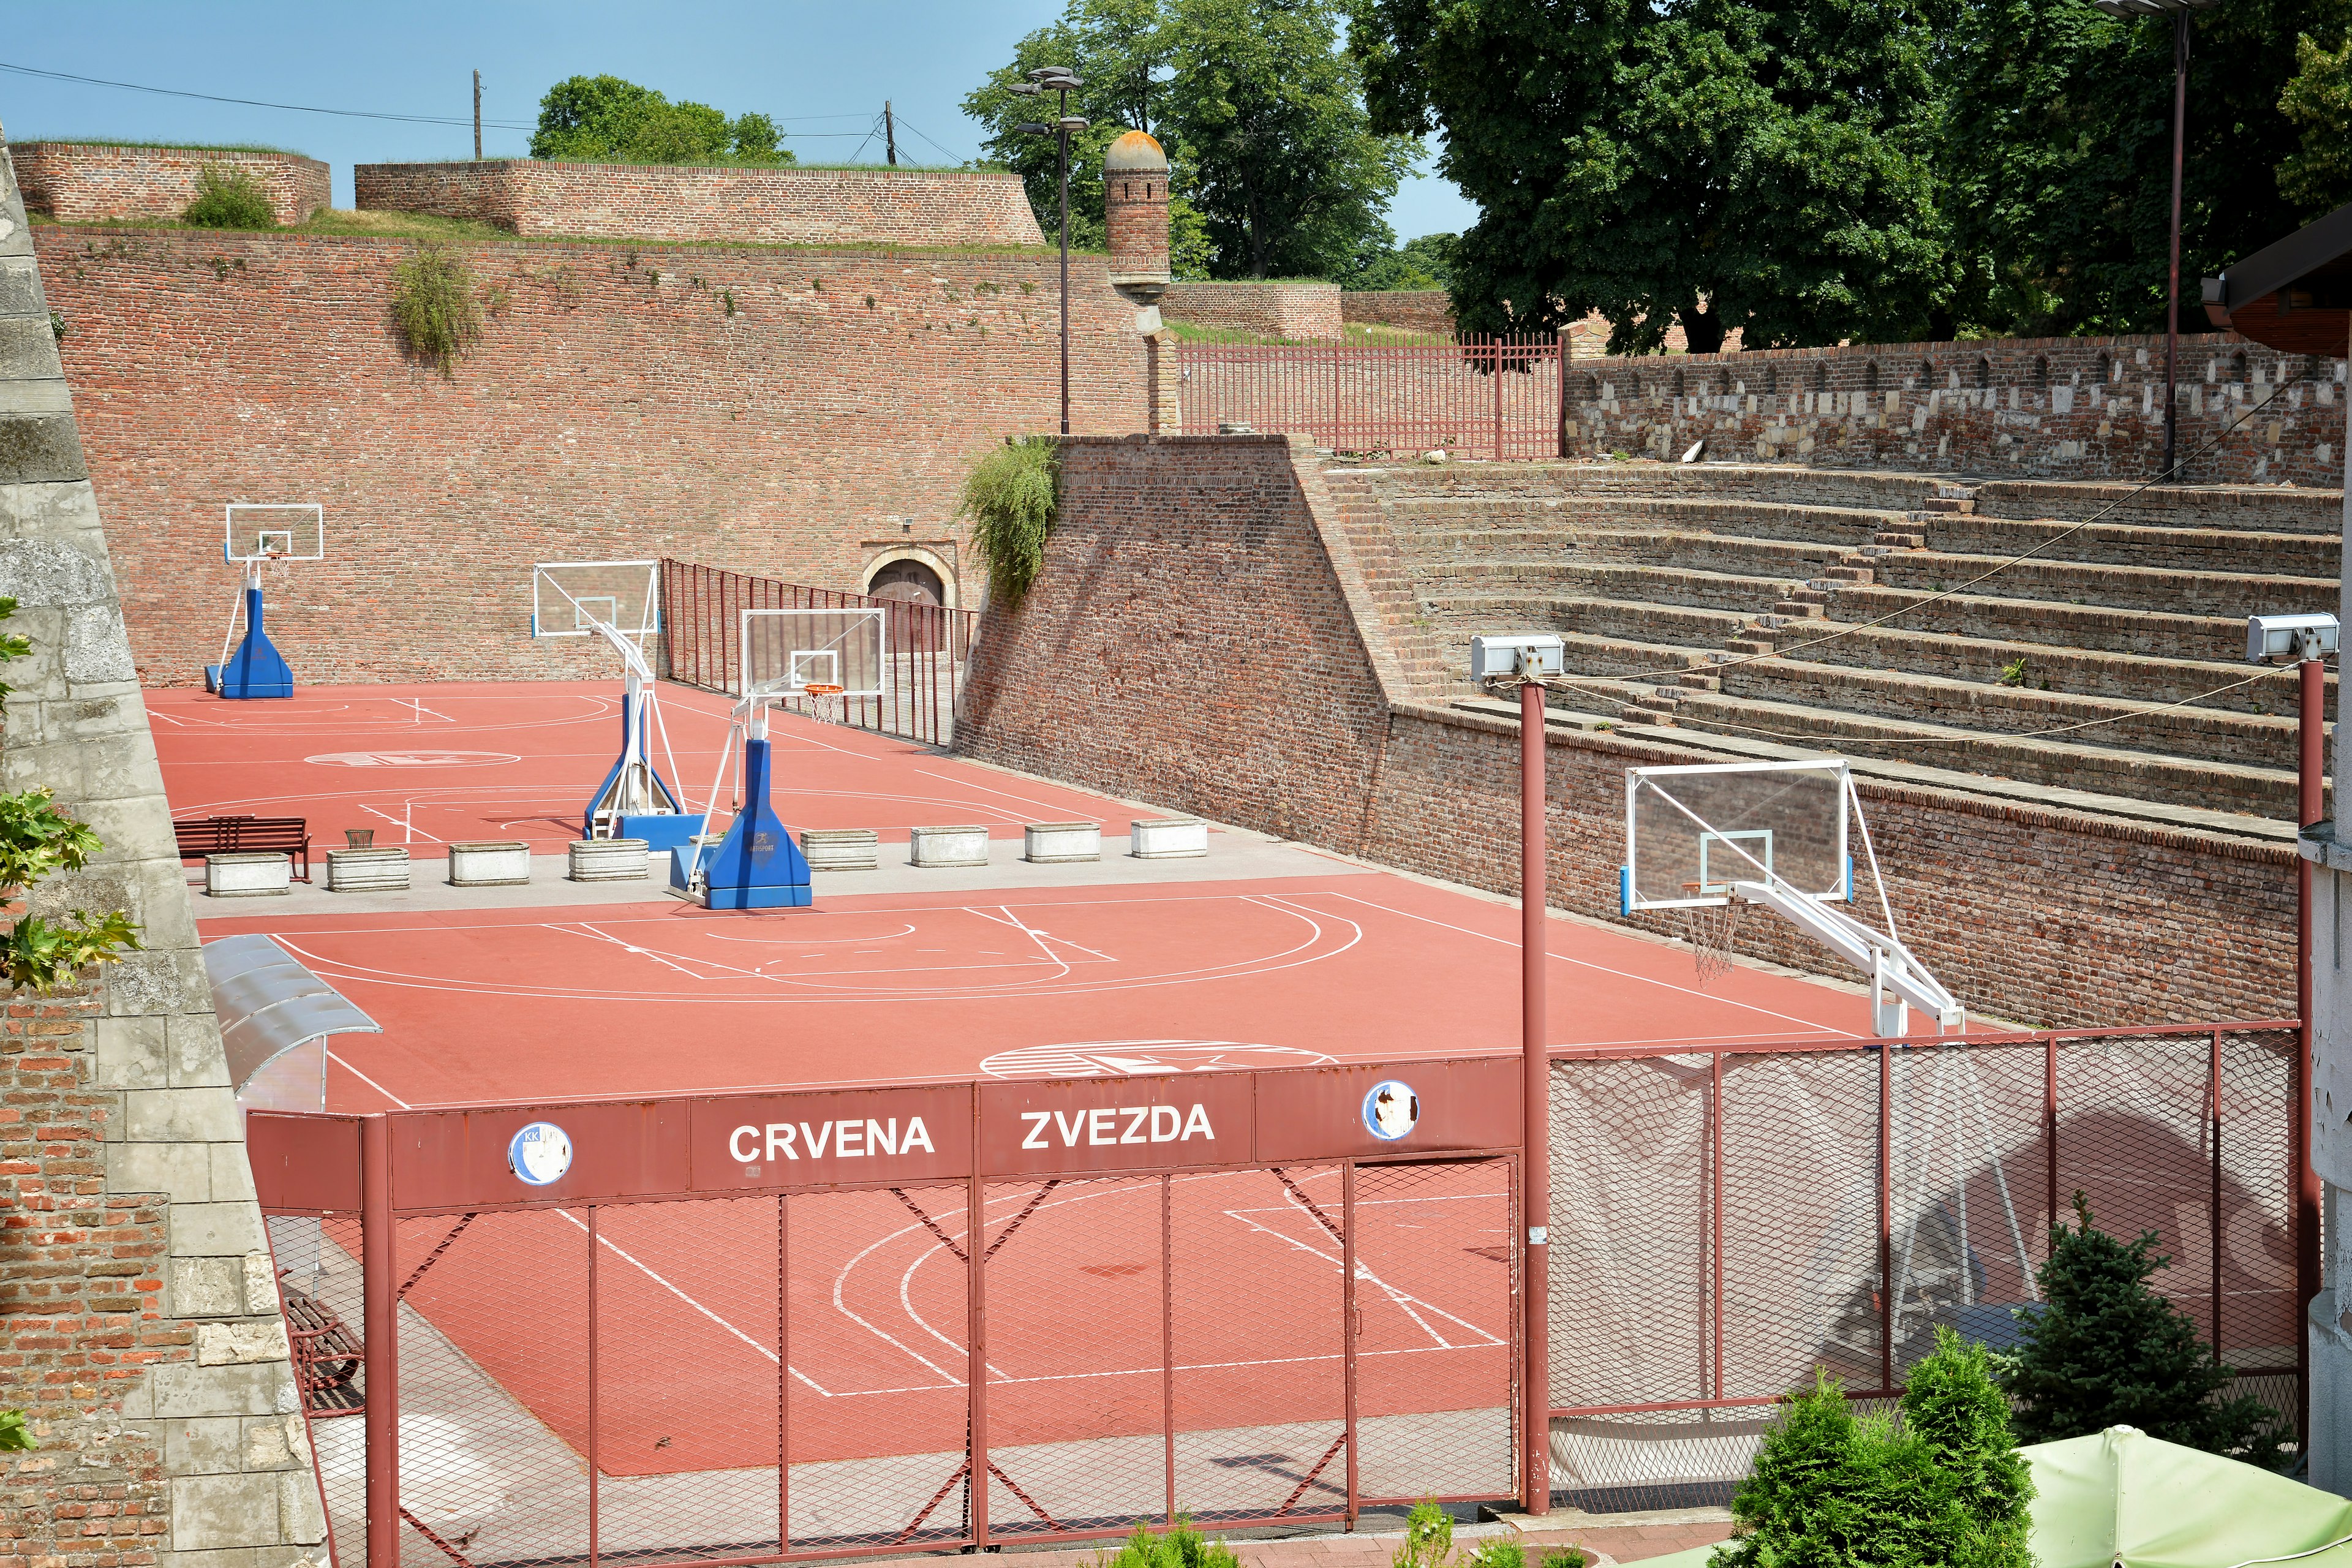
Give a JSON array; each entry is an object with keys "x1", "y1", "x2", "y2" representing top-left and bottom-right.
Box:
[{"x1": 1323, "y1": 459, "x2": 2339, "y2": 823}]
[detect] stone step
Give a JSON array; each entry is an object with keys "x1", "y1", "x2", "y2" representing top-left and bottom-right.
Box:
[
  {"x1": 1719, "y1": 654, "x2": 2309, "y2": 769},
  {"x1": 1421, "y1": 594, "x2": 1758, "y2": 651},
  {"x1": 1970, "y1": 478, "x2": 2343, "y2": 535},
  {"x1": 1403, "y1": 527, "x2": 1858, "y2": 579},
  {"x1": 1352, "y1": 459, "x2": 1956, "y2": 513},
  {"x1": 1380, "y1": 493, "x2": 1907, "y2": 545},
  {"x1": 1875, "y1": 530, "x2": 1928, "y2": 549},
  {"x1": 1663, "y1": 688, "x2": 2309, "y2": 818},
  {"x1": 1924, "y1": 514, "x2": 2339, "y2": 578},
  {"x1": 1411, "y1": 562, "x2": 1798, "y2": 617},
  {"x1": 1866, "y1": 549, "x2": 2334, "y2": 618},
  {"x1": 1826, "y1": 582, "x2": 2248, "y2": 663}
]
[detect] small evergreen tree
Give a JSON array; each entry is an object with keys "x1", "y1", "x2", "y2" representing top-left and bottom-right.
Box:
[
  {"x1": 2002, "y1": 1194, "x2": 2288, "y2": 1467},
  {"x1": 1902, "y1": 1327, "x2": 2034, "y2": 1568}
]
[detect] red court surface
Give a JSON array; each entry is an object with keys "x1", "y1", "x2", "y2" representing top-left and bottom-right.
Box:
[
  {"x1": 149, "y1": 682, "x2": 1135, "y2": 849},
  {"x1": 200, "y1": 872, "x2": 1870, "y2": 1110}
]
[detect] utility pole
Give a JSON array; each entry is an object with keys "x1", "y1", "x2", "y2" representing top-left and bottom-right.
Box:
[
  {"x1": 473, "y1": 70, "x2": 483, "y2": 160},
  {"x1": 1011, "y1": 69, "x2": 1087, "y2": 437},
  {"x1": 884, "y1": 101, "x2": 897, "y2": 166}
]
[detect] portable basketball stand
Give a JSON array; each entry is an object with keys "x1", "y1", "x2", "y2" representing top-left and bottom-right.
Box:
[
  {"x1": 530, "y1": 561, "x2": 704, "y2": 856},
  {"x1": 206, "y1": 505, "x2": 322, "y2": 699},
  {"x1": 673, "y1": 606, "x2": 886, "y2": 911}
]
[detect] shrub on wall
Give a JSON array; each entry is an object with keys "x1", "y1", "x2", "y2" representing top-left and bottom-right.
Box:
[
  {"x1": 181, "y1": 163, "x2": 277, "y2": 230},
  {"x1": 390, "y1": 243, "x2": 486, "y2": 376},
  {"x1": 958, "y1": 436, "x2": 1060, "y2": 607}
]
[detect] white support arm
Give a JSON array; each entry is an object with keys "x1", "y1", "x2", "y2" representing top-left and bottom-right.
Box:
[{"x1": 1728, "y1": 879, "x2": 1964, "y2": 1031}]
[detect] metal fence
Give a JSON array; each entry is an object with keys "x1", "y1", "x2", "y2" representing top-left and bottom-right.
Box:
[
  {"x1": 658, "y1": 561, "x2": 976, "y2": 747},
  {"x1": 1176, "y1": 337, "x2": 1567, "y2": 459},
  {"x1": 1548, "y1": 1025, "x2": 2302, "y2": 1510},
  {"x1": 249, "y1": 1026, "x2": 2305, "y2": 1563}
]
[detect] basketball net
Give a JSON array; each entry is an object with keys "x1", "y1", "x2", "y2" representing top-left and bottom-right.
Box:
[
  {"x1": 1681, "y1": 881, "x2": 1746, "y2": 984},
  {"x1": 799, "y1": 682, "x2": 846, "y2": 728}
]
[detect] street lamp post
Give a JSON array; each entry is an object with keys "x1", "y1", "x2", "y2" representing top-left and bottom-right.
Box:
[
  {"x1": 1011, "y1": 68, "x2": 1089, "y2": 437},
  {"x1": 2091, "y1": 0, "x2": 2226, "y2": 481}
]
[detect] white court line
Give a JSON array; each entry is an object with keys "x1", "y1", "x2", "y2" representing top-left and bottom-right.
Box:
[
  {"x1": 325, "y1": 1049, "x2": 410, "y2": 1109},
  {"x1": 1223, "y1": 1189, "x2": 1506, "y2": 1351},
  {"x1": 911, "y1": 766, "x2": 1117, "y2": 823},
  {"x1": 968, "y1": 902, "x2": 1116, "y2": 966},
  {"x1": 1289, "y1": 889, "x2": 1864, "y2": 1038}
]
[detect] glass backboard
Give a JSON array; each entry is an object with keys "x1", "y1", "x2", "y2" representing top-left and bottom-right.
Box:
[
  {"x1": 742, "y1": 607, "x2": 886, "y2": 699},
  {"x1": 224, "y1": 503, "x2": 325, "y2": 564},
  {"x1": 1623, "y1": 759, "x2": 1852, "y2": 911},
  {"x1": 533, "y1": 560, "x2": 660, "y2": 641}
]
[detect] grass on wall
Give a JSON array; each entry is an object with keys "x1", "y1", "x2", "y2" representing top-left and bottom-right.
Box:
[
  {"x1": 1162, "y1": 318, "x2": 1453, "y2": 347},
  {"x1": 390, "y1": 243, "x2": 486, "y2": 376},
  {"x1": 958, "y1": 437, "x2": 1060, "y2": 608},
  {"x1": 23, "y1": 137, "x2": 305, "y2": 156},
  {"x1": 181, "y1": 164, "x2": 277, "y2": 230}
]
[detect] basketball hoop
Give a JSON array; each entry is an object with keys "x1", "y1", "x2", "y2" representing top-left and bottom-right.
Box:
[
  {"x1": 799, "y1": 682, "x2": 846, "y2": 727},
  {"x1": 1680, "y1": 881, "x2": 1746, "y2": 983}
]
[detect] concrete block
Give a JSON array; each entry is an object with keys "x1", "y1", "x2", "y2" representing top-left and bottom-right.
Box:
[
  {"x1": 211, "y1": 1142, "x2": 260, "y2": 1204},
  {"x1": 448, "y1": 840, "x2": 530, "y2": 886},
  {"x1": 196, "y1": 1319, "x2": 292, "y2": 1367},
  {"x1": 150, "y1": 1359, "x2": 295, "y2": 1419},
  {"x1": 127, "y1": 1085, "x2": 242, "y2": 1144},
  {"x1": 110, "y1": 1138, "x2": 214, "y2": 1202},
  {"x1": 170, "y1": 1199, "x2": 268, "y2": 1257},
  {"x1": 207, "y1": 853, "x2": 293, "y2": 899},
  {"x1": 1132, "y1": 817, "x2": 1210, "y2": 858},
  {"x1": 0, "y1": 257, "x2": 46, "y2": 318},
  {"x1": 281, "y1": 1466, "x2": 330, "y2": 1544},
  {"x1": 97, "y1": 1012, "x2": 169, "y2": 1088},
  {"x1": 244, "y1": 1412, "x2": 308, "y2": 1471},
  {"x1": 910, "y1": 824, "x2": 990, "y2": 867},
  {"x1": 105, "y1": 946, "x2": 207, "y2": 1017},
  {"x1": 1025, "y1": 821, "x2": 1101, "y2": 862},
  {"x1": 168, "y1": 1256, "x2": 246, "y2": 1318},
  {"x1": 327, "y1": 846, "x2": 409, "y2": 891},
  {"x1": 7, "y1": 473, "x2": 105, "y2": 540},
  {"x1": 173, "y1": 1470, "x2": 288, "y2": 1549},
  {"x1": 170, "y1": 1011, "x2": 234, "y2": 1088},
  {"x1": 65, "y1": 600, "x2": 136, "y2": 683},
  {"x1": 244, "y1": 1250, "x2": 279, "y2": 1316},
  {"x1": 0, "y1": 377, "x2": 73, "y2": 414},
  {"x1": 567, "y1": 837, "x2": 647, "y2": 881},
  {"x1": 802, "y1": 827, "x2": 878, "y2": 871},
  {"x1": 0, "y1": 315, "x2": 64, "y2": 383},
  {"x1": 0, "y1": 532, "x2": 109, "y2": 606},
  {"x1": 160, "y1": 1414, "x2": 244, "y2": 1474}
]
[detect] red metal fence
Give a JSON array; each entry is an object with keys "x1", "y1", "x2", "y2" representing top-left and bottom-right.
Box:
[
  {"x1": 1548, "y1": 1024, "x2": 2302, "y2": 1510},
  {"x1": 658, "y1": 562, "x2": 976, "y2": 747},
  {"x1": 1175, "y1": 336, "x2": 1567, "y2": 459},
  {"x1": 249, "y1": 1025, "x2": 2304, "y2": 1561}
]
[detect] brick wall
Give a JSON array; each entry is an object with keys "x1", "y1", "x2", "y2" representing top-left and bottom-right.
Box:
[
  {"x1": 956, "y1": 434, "x2": 2296, "y2": 1028},
  {"x1": 0, "y1": 135, "x2": 327, "y2": 1568},
  {"x1": 1161, "y1": 282, "x2": 1344, "y2": 339},
  {"x1": 353, "y1": 160, "x2": 1046, "y2": 247},
  {"x1": 16, "y1": 144, "x2": 328, "y2": 227},
  {"x1": 1104, "y1": 172, "x2": 1169, "y2": 290},
  {"x1": 35, "y1": 227, "x2": 1150, "y2": 685},
  {"x1": 1567, "y1": 331, "x2": 2346, "y2": 485},
  {"x1": 1341, "y1": 290, "x2": 1453, "y2": 335}
]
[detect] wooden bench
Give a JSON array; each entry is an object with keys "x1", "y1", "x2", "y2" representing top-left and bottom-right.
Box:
[{"x1": 173, "y1": 815, "x2": 311, "y2": 882}]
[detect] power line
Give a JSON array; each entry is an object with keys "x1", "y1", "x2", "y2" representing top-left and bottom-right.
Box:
[{"x1": 0, "y1": 59, "x2": 536, "y2": 129}]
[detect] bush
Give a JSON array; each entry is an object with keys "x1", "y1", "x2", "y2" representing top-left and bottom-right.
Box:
[
  {"x1": 390, "y1": 244, "x2": 486, "y2": 377},
  {"x1": 1715, "y1": 1331, "x2": 2031, "y2": 1568},
  {"x1": 958, "y1": 436, "x2": 1060, "y2": 608},
  {"x1": 182, "y1": 163, "x2": 277, "y2": 230},
  {"x1": 1091, "y1": 1517, "x2": 1237, "y2": 1568},
  {"x1": 2000, "y1": 1194, "x2": 2290, "y2": 1466}
]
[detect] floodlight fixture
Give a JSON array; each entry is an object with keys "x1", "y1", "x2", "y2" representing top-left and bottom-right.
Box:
[
  {"x1": 1015, "y1": 123, "x2": 1051, "y2": 135},
  {"x1": 1058, "y1": 116, "x2": 1091, "y2": 132},
  {"x1": 1008, "y1": 82, "x2": 1043, "y2": 97},
  {"x1": 1469, "y1": 633, "x2": 1566, "y2": 681},
  {"x1": 2247, "y1": 612, "x2": 2340, "y2": 665}
]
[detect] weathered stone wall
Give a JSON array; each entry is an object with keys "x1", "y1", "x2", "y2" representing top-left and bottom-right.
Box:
[
  {"x1": 1567, "y1": 331, "x2": 2344, "y2": 485},
  {"x1": 0, "y1": 131, "x2": 326, "y2": 1568},
  {"x1": 1341, "y1": 290, "x2": 1453, "y2": 335},
  {"x1": 1160, "y1": 281, "x2": 1343, "y2": 339},
  {"x1": 354, "y1": 160, "x2": 1046, "y2": 247},
  {"x1": 35, "y1": 227, "x2": 1150, "y2": 685},
  {"x1": 957, "y1": 434, "x2": 2296, "y2": 1029},
  {"x1": 16, "y1": 144, "x2": 328, "y2": 227}
]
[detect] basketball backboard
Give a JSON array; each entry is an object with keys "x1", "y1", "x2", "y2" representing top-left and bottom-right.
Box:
[
  {"x1": 742, "y1": 608, "x2": 886, "y2": 699},
  {"x1": 1623, "y1": 759, "x2": 1852, "y2": 912},
  {"x1": 224, "y1": 503, "x2": 325, "y2": 564},
  {"x1": 532, "y1": 560, "x2": 661, "y2": 642}
]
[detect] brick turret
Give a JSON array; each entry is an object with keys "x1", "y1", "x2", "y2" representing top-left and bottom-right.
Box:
[{"x1": 1104, "y1": 130, "x2": 1171, "y2": 301}]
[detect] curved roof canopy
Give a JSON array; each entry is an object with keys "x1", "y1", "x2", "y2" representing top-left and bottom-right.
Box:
[{"x1": 206, "y1": 932, "x2": 380, "y2": 1108}]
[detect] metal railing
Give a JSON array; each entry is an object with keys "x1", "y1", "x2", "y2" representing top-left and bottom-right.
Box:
[
  {"x1": 1176, "y1": 336, "x2": 1567, "y2": 459},
  {"x1": 659, "y1": 560, "x2": 976, "y2": 747}
]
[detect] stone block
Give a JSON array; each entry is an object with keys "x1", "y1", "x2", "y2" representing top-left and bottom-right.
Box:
[
  {"x1": 910, "y1": 824, "x2": 990, "y2": 867},
  {"x1": 168, "y1": 1256, "x2": 246, "y2": 1318},
  {"x1": 244, "y1": 1250, "x2": 278, "y2": 1316},
  {"x1": 0, "y1": 313, "x2": 59, "y2": 380},
  {"x1": 6, "y1": 473, "x2": 106, "y2": 540},
  {"x1": 126, "y1": 1085, "x2": 242, "y2": 1145},
  {"x1": 281, "y1": 1466, "x2": 330, "y2": 1544},
  {"x1": 169, "y1": 1198, "x2": 268, "y2": 1257},
  {"x1": 196, "y1": 1319, "x2": 291, "y2": 1367},
  {"x1": 0, "y1": 255, "x2": 46, "y2": 317},
  {"x1": 150, "y1": 1359, "x2": 295, "y2": 1419},
  {"x1": 207, "y1": 852, "x2": 293, "y2": 899},
  {"x1": 0, "y1": 532, "x2": 109, "y2": 606},
  {"x1": 244, "y1": 1412, "x2": 308, "y2": 1471},
  {"x1": 211, "y1": 1142, "x2": 260, "y2": 1204},
  {"x1": 170, "y1": 1011, "x2": 233, "y2": 1088},
  {"x1": 160, "y1": 1414, "x2": 244, "y2": 1474},
  {"x1": 172, "y1": 1470, "x2": 287, "y2": 1550},
  {"x1": 96, "y1": 1012, "x2": 168, "y2": 1088},
  {"x1": 111, "y1": 1139, "x2": 214, "y2": 1202},
  {"x1": 105, "y1": 946, "x2": 206, "y2": 1017}
]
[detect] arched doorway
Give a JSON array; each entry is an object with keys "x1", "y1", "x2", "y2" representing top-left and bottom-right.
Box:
[
  {"x1": 864, "y1": 557, "x2": 949, "y2": 654},
  {"x1": 867, "y1": 558, "x2": 946, "y2": 607}
]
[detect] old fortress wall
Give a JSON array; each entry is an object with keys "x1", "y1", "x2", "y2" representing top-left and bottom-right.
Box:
[{"x1": 15, "y1": 142, "x2": 330, "y2": 226}]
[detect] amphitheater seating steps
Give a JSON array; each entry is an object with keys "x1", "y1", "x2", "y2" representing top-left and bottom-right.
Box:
[{"x1": 1324, "y1": 458, "x2": 2337, "y2": 825}]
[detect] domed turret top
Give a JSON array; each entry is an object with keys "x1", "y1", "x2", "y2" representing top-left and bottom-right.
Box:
[{"x1": 1104, "y1": 130, "x2": 1169, "y2": 174}]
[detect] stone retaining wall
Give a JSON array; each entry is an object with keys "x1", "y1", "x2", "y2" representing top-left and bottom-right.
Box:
[
  {"x1": 1340, "y1": 290, "x2": 1453, "y2": 334},
  {"x1": 353, "y1": 160, "x2": 1046, "y2": 247},
  {"x1": 1161, "y1": 281, "x2": 1343, "y2": 339},
  {"x1": 15, "y1": 143, "x2": 328, "y2": 226}
]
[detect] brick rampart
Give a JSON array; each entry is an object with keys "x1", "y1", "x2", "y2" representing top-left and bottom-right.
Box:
[
  {"x1": 15, "y1": 143, "x2": 328, "y2": 226},
  {"x1": 353, "y1": 160, "x2": 1046, "y2": 247},
  {"x1": 0, "y1": 135, "x2": 327, "y2": 1568},
  {"x1": 956, "y1": 434, "x2": 2295, "y2": 1028},
  {"x1": 35, "y1": 227, "x2": 1149, "y2": 685},
  {"x1": 1567, "y1": 331, "x2": 2345, "y2": 484},
  {"x1": 1341, "y1": 290, "x2": 1453, "y2": 335},
  {"x1": 1161, "y1": 281, "x2": 1344, "y2": 339}
]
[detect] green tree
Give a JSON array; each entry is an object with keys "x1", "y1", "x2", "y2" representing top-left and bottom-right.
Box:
[
  {"x1": 2001, "y1": 1195, "x2": 2288, "y2": 1466},
  {"x1": 965, "y1": 0, "x2": 1413, "y2": 280},
  {"x1": 530, "y1": 75, "x2": 794, "y2": 166},
  {"x1": 1348, "y1": 232, "x2": 1458, "y2": 291},
  {"x1": 1940, "y1": 0, "x2": 2345, "y2": 336},
  {"x1": 2280, "y1": 26, "x2": 2352, "y2": 213},
  {"x1": 1351, "y1": 0, "x2": 1951, "y2": 351},
  {"x1": 1901, "y1": 1328, "x2": 2035, "y2": 1568}
]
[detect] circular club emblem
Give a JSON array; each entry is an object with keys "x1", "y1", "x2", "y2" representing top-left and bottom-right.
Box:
[
  {"x1": 1362, "y1": 1080, "x2": 1420, "y2": 1142},
  {"x1": 305, "y1": 750, "x2": 519, "y2": 768},
  {"x1": 507, "y1": 1122, "x2": 573, "y2": 1186}
]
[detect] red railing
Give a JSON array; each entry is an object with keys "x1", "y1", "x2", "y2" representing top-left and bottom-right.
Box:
[
  {"x1": 659, "y1": 561, "x2": 976, "y2": 747},
  {"x1": 1176, "y1": 336, "x2": 1567, "y2": 459}
]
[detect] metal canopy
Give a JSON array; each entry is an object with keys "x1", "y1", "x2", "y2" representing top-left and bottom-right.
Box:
[
  {"x1": 2202, "y1": 200, "x2": 2352, "y2": 355},
  {"x1": 205, "y1": 932, "x2": 380, "y2": 1098}
]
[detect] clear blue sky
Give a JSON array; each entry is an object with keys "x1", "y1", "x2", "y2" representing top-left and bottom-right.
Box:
[{"x1": 0, "y1": 1, "x2": 1477, "y2": 241}]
